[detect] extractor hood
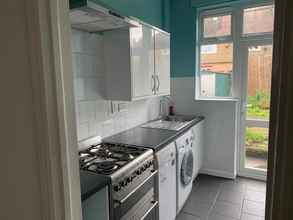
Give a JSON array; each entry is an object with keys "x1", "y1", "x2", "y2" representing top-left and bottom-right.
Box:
[{"x1": 69, "y1": 1, "x2": 139, "y2": 32}]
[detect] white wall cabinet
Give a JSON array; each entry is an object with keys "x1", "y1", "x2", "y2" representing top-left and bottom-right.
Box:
[
  {"x1": 130, "y1": 25, "x2": 155, "y2": 98},
  {"x1": 191, "y1": 120, "x2": 204, "y2": 180},
  {"x1": 104, "y1": 24, "x2": 170, "y2": 101},
  {"x1": 155, "y1": 30, "x2": 170, "y2": 96}
]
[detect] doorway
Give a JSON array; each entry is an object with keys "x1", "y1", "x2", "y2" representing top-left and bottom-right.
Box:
[{"x1": 239, "y1": 41, "x2": 273, "y2": 180}]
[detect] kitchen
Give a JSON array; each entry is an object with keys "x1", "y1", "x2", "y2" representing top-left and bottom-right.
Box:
[
  {"x1": 71, "y1": 2, "x2": 206, "y2": 219},
  {"x1": 2, "y1": 0, "x2": 284, "y2": 220},
  {"x1": 69, "y1": 0, "x2": 271, "y2": 220}
]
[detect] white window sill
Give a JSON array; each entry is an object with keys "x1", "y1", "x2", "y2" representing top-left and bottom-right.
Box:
[{"x1": 195, "y1": 97, "x2": 239, "y2": 102}]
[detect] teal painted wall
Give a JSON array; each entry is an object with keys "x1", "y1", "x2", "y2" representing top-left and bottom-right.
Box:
[
  {"x1": 70, "y1": 0, "x2": 170, "y2": 31},
  {"x1": 170, "y1": 0, "x2": 197, "y2": 77},
  {"x1": 170, "y1": 0, "x2": 238, "y2": 78}
]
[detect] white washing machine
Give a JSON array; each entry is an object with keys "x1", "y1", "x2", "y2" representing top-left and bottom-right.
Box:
[{"x1": 175, "y1": 130, "x2": 194, "y2": 213}]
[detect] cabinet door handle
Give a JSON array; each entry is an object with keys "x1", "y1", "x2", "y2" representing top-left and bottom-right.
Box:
[
  {"x1": 156, "y1": 75, "x2": 160, "y2": 91},
  {"x1": 151, "y1": 75, "x2": 155, "y2": 93}
]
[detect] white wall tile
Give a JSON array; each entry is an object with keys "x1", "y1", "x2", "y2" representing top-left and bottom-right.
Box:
[
  {"x1": 78, "y1": 122, "x2": 89, "y2": 141},
  {"x1": 79, "y1": 101, "x2": 96, "y2": 123},
  {"x1": 83, "y1": 77, "x2": 103, "y2": 100},
  {"x1": 72, "y1": 53, "x2": 82, "y2": 76},
  {"x1": 71, "y1": 29, "x2": 160, "y2": 142},
  {"x1": 71, "y1": 29, "x2": 84, "y2": 53},
  {"x1": 74, "y1": 78, "x2": 85, "y2": 101}
]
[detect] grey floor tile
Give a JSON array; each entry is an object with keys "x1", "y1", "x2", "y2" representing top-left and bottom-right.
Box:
[
  {"x1": 207, "y1": 212, "x2": 238, "y2": 220},
  {"x1": 196, "y1": 182, "x2": 222, "y2": 192},
  {"x1": 218, "y1": 189, "x2": 245, "y2": 205},
  {"x1": 176, "y1": 212, "x2": 201, "y2": 220},
  {"x1": 182, "y1": 195, "x2": 213, "y2": 218},
  {"x1": 241, "y1": 213, "x2": 264, "y2": 220},
  {"x1": 221, "y1": 179, "x2": 246, "y2": 193},
  {"x1": 211, "y1": 201, "x2": 242, "y2": 219},
  {"x1": 187, "y1": 175, "x2": 266, "y2": 220},
  {"x1": 245, "y1": 189, "x2": 266, "y2": 203},
  {"x1": 242, "y1": 200, "x2": 265, "y2": 217},
  {"x1": 197, "y1": 175, "x2": 225, "y2": 188},
  {"x1": 189, "y1": 186, "x2": 220, "y2": 205},
  {"x1": 245, "y1": 181, "x2": 266, "y2": 193}
]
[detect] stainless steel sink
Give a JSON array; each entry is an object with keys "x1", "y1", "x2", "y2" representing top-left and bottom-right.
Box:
[{"x1": 141, "y1": 115, "x2": 194, "y2": 131}]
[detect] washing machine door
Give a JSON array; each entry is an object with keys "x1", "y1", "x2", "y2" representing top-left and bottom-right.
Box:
[{"x1": 180, "y1": 148, "x2": 194, "y2": 186}]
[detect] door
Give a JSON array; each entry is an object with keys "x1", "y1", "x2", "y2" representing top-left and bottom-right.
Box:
[
  {"x1": 130, "y1": 25, "x2": 155, "y2": 98},
  {"x1": 154, "y1": 30, "x2": 170, "y2": 95},
  {"x1": 239, "y1": 41, "x2": 273, "y2": 180}
]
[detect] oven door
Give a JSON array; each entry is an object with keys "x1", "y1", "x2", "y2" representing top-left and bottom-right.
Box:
[{"x1": 113, "y1": 170, "x2": 158, "y2": 220}]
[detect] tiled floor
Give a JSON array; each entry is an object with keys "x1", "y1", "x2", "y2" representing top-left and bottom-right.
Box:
[{"x1": 176, "y1": 175, "x2": 266, "y2": 220}]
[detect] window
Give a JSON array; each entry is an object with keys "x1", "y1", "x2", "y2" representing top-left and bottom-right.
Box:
[
  {"x1": 200, "y1": 43, "x2": 233, "y2": 97},
  {"x1": 197, "y1": 3, "x2": 274, "y2": 100},
  {"x1": 243, "y1": 5, "x2": 274, "y2": 35},
  {"x1": 198, "y1": 9, "x2": 233, "y2": 98},
  {"x1": 203, "y1": 14, "x2": 231, "y2": 38}
]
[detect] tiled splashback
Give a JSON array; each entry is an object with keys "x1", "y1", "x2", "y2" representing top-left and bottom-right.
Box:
[{"x1": 71, "y1": 29, "x2": 160, "y2": 142}]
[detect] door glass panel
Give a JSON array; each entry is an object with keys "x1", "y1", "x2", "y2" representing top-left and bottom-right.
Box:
[
  {"x1": 246, "y1": 45, "x2": 272, "y2": 120},
  {"x1": 245, "y1": 127, "x2": 268, "y2": 170},
  {"x1": 244, "y1": 45, "x2": 272, "y2": 171}
]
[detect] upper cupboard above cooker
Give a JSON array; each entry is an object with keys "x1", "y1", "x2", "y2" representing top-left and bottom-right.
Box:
[{"x1": 69, "y1": 0, "x2": 170, "y2": 101}]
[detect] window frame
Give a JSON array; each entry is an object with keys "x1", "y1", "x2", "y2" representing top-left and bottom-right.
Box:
[
  {"x1": 197, "y1": 7, "x2": 234, "y2": 100},
  {"x1": 195, "y1": 0, "x2": 274, "y2": 101},
  {"x1": 200, "y1": 8, "x2": 233, "y2": 42}
]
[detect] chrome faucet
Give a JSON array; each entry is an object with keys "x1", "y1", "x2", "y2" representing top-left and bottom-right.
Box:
[{"x1": 159, "y1": 95, "x2": 174, "y2": 117}]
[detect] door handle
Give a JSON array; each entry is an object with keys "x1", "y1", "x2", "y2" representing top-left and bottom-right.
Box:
[
  {"x1": 171, "y1": 159, "x2": 175, "y2": 166},
  {"x1": 151, "y1": 75, "x2": 155, "y2": 93},
  {"x1": 156, "y1": 75, "x2": 160, "y2": 92}
]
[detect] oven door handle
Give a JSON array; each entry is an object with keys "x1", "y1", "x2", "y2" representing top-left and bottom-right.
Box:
[
  {"x1": 140, "y1": 201, "x2": 158, "y2": 220},
  {"x1": 115, "y1": 170, "x2": 158, "y2": 205}
]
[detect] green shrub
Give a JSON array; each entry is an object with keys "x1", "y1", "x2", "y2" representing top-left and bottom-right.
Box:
[
  {"x1": 245, "y1": 127, "x2": 268, "y2": 158},
  {"x1": 247, "y1": 90, "x2": 270, "y2": 119}
]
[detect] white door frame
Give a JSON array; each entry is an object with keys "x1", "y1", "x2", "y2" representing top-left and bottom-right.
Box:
[
  {"x1": 25, "y1": 0, "x2": 82, "y2": 219},
  {"x1": 238, "y1": 39, "x2": 273, "y2": 181}
]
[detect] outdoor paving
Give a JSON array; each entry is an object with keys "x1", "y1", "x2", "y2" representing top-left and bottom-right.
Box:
[
  {"x1": 176, "y1": 174, "x2": 266, "y2": 220},
  {"x1": 246, "y1": 156, "x2": 267, "y2": 170}
]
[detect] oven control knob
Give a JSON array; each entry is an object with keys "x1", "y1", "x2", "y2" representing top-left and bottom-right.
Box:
[
  {"x1": 126, "y1": 177, "x2": 131, "y2": 183},
  {"x1": 113, "y1": 185, "x2": 120, "y2": 192}
]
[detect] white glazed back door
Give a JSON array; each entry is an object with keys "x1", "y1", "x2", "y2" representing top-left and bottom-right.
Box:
[
  {"x1": 130, "y1": 25, "x2": 155, "y2": 98},
  {"x1": 239, "y1": 42, "x2": 273, "y2": 180},
  {"x1": 154, "y1": 31, "x2": 170, "y2": 95}
]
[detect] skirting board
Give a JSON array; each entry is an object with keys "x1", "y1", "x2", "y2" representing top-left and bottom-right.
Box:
[{"x1": 200, "y1": 168, "x2": 236, "y2": 179}]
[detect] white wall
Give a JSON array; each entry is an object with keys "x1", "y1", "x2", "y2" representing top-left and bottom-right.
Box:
[
  {"x1": 71, "y1": 29, "x2": 160, "y2": 143},
  {"x1": 171, "y1": 77, "x2": 238, "y2": 178}
]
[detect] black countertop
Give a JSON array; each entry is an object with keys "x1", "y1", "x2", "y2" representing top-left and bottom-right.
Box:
[
  {"x1": 80, "y1": 170, "x2": 110, "y2": 201},
  {"x1": 104, "y1": 115, "x2": 204, "y2": 152},
  {"x1": 80, "y1": 115, "x2": 204, "y2": 201}
]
